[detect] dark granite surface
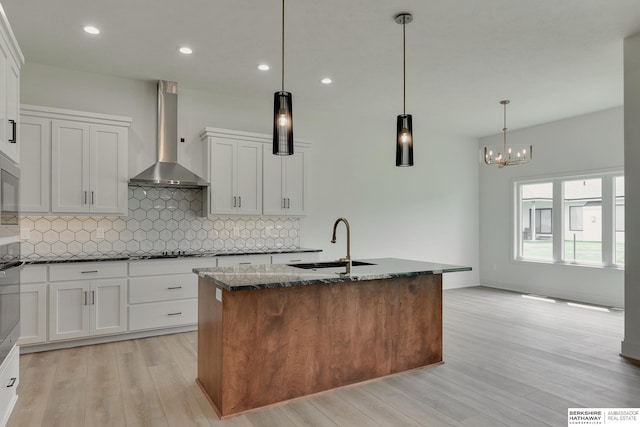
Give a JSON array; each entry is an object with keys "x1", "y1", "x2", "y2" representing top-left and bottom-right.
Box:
[
  {"x1": 194, "y1": 258, "x2": 472, "y2": 291},
  {"x1": 23, "y1": 248, "x2": 322, "y2": 265}
]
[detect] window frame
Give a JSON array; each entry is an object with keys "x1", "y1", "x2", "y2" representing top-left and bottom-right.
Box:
[{"x1": 513, "y1": 169, "x2": 623, "y2": 268}]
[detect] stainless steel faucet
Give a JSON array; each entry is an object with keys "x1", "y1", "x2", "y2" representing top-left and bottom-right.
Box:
[{"x1": 331, "y1": 217, "x2": 351, "y2": 274}]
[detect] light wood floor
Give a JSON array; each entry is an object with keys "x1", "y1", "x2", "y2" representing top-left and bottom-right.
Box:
[{"x1": 8, "y1": 286, "x2": 640, "y2": 427}]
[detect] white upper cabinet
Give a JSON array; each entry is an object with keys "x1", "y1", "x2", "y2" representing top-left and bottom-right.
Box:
[
  {"x1": 19, "y1": 116, "x2": 50, "y2": 212},
  {"x1": 263, "y1": 144, "x2": 308, "y2": 216},
  {"x1": 0, "y1": 7, "x2": 23, "y2": 163},
  {"x1": 202, "y1": 128, "x2": 264, "y2": 216},
  {"x1": 20, "y1": 105, "x2": 131, "y2": 215},
  {"x1": 201, "y1": 127, "x2": 309, "y2": 217}
]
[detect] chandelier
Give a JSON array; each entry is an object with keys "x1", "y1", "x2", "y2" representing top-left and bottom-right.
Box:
[{"x1": 483, "y1": 100, "x2": 532, "y2": 167}]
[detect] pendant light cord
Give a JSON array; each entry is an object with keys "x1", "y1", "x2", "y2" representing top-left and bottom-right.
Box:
[
  {"x1": 403, "y1": 18, "x2": 406, "y2": 115},
  {"x1": 281, "y1": 0, "x2": 285, "y2": 92}
]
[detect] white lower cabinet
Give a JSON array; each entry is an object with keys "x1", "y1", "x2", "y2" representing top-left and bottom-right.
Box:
[
  {"x1": 19, "y1": 265, "x2": 47, "y2": 346},
  {"x1": 271, "y1": 252, "x2": 319, "y2": 265},
  {"x1": 216, "y1": 254, "x2": 271, "y2": 267},
  {"x1": 128, "y1": 258, "x2": 214, "y2": 332},
  {"x1": 48, "y1": 262, "x2": 128, "y2": 341},
  {"x1": 0, "y1": 345, "x2": 19, "y2": 427}
]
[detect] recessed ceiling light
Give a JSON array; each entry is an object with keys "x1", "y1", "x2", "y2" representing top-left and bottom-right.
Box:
[
  {"x1": 258, "y1": 64, "x2": 270, "y2": 71},
  {"x1": 179, "y1": 46, "x2": 193, "y2": 55},
  {"x1": 83, "y1": 26, "x2": 100, "y2": 35},
  {"x1": 321, "y1": 78, "x2": 332, "y2": 85}
]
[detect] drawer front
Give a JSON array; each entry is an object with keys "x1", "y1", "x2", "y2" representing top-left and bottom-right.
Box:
[
  {"x1": 216, "y1": 254, "x2": 271, "y2": 267},
  {"x1": 271, "y1": 252, "x2": 320, "y2": 265},
  {"x1": 129, "y1": 258, "x2": 217, "y2": 277},
  {"x1": 129, "y1": 299, "x2": 197, "y2": 331},
  {"x1": 21, "y1": 265, "x2": 47, "y2": 283},
  {"x1": 49, "y1": 262, "x2": 127, "y2": 282},
  {"x1": 0, "y1": 345, "x2": 19, "y2": 424},
  {"x1": 129, "y1": 274, "x2": 197, "y2": 304}
]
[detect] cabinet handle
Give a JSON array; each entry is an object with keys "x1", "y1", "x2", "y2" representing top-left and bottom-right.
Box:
[
  {"x1": 167, "y1": 286, "x2": 182, "y2": 290},
  {"x1": 84, "y1": 291, "x2": 88, "y2": 306},
  {"x1": 282, "y1": 198, "x2": 286, "y2": 209},
  {"x1": 168, "y1": 312, "x2": 183, "y2": 316},
  {"x1": 238, "y1": 262, "x2": 251, "y2": 265},
  {"x1": 290, "y1": 259, "x2": 302, "y2": 262},
  {"x1": 92, "y1": 290, "x2": 95, "y2": 305},
  {"x1": 8, "y1": 119, "x2": 16, "y2": 144},
  {"x1": 91, "y1": 191, "x2": 94, "y2": 205},
  {"x1": 238, "y1": 196, "x2": 241, "y2": 208},
  {"x1": 81, "y1": 270, "x2": 98, "y2": 274},
  {"x1": 7, "y1": 377, "x2": 16, "y2": 388},
  {"x1": 84, "y1": 191, "x2": 87, "y2": 205},
  {"x1": 287, "y1": 198, "x2": 291, "y2": 209},
  {"x1": 233, "y1": 196, "x2": 237, "y2": 207}
]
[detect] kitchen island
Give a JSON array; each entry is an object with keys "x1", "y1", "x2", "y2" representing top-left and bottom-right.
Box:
[{"x1": 194, "y1": 258, "x2": 471, "y2": 418}]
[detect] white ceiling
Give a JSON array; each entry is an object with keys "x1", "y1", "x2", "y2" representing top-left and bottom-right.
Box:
[{"x1": 4, "y1": 0, "x2": 640, "y2": 137}]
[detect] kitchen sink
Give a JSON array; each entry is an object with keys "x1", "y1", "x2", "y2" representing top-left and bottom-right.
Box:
[{"x1": 287, "y1": 261, "x2": 375, "y2": 269}]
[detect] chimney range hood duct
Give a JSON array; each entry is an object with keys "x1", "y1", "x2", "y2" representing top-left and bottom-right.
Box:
[{"x1": 129, "y1": 80, "x2": 209, "y2": 189}]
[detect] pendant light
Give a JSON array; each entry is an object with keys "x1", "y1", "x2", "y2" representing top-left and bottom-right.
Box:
[
  {"x1": 483, "y1": 100, "x2": 533, "y2": 167},
  {"x1": 273, "y1": 0, "x2": 294, "y2": 156},
  {"x1": 395, "y1": 13, "x2": 413, "y2": 167}
]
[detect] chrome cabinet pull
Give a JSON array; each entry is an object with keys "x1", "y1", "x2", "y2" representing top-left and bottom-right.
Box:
[
  {"x1": 168, "y1": 312, "x2": 182, "y2": 316},
  {"x1": 7, "y1": 377, "x2": 16, "y2": 388},
  {"x1": 167, "y1": 286, "x2": 182, "y2": 290}
]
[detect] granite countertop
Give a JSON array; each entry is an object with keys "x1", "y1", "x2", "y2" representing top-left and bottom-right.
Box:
[
  {"x1": 23, "y1": 248, "x2": 322, "y2": 265},
  {"x1": 194, "y1": 257, "x2": 472, "y2": 291}
]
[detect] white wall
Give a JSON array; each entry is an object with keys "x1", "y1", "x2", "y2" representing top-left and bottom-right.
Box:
[
  {"x1": 21, "y1": 62, "x2": 479, "y2": 289},
  {"x1": 479, "y1": 107, "x2": 624, "y2": 307},
  {"x1": 622, "y1": 33, "x2": 640, "y2": 361}
]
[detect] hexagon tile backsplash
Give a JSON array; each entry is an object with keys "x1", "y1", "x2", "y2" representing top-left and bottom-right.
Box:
[{"x1": 20, "y1": 186, "x2": 301, "y2": 260}]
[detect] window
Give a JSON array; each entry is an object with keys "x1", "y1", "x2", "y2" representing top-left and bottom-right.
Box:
[
  {"x1": 515, "y1": 171, "x2": 623, "y2": 268},
  {"x1": 563, "y1": 178, "x2": 602, "y2": 264},
  {"x1": 616, "y1": 176, "x2": 624, "y2": 264},
  {"x1": 519, "y1": 182, "x2": 553, "y2": 261}
]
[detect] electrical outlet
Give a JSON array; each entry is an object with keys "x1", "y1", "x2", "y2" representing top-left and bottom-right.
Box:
[
  {"x1": 20, "y1": 228, "x2": 30, "y2": 240},
  {"x1": 96, "y1": 228, "x2": 105, "y2": 239}
]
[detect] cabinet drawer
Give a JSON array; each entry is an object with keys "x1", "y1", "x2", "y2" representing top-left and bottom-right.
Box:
[
  {"x1": 271, "y1": 252, "x2": 319, "y2": 265},
  {"x1": 128, "y1": 258, "x2": 216, "y2": 277},
  {"x1": 129, "y1": 299, "x2": 197, "y2": 331},
  {"x1": 21, "y1": 265, "x2": 47, "y2": 283},
  {"x1": 0, "y1": 345, "x2": 19, "y2": 425},
  {"x1": 216, "y1": 254, "x2": 271, "y2": 267},
  {"x1": 49, "y1": 262, "x2": 127, "y2": 281},
  {"x1": 129, "y1": 274, "x2": 197, "y2": 304}
]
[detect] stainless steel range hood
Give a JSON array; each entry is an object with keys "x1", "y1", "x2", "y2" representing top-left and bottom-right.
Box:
[{"x1": 129, "y1": 81, "x2": 209, "y2": 188}]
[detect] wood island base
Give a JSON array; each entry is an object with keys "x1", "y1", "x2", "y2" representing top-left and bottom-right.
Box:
[{"x1": 197, "y1": 274, "x2": 443, "y2": 418}]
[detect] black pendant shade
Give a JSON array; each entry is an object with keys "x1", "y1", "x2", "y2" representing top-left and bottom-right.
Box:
[
  {"x1": 396, "y1": 114, "x2": 413, "y2": 167},
  {"x1": 273, "y1": 91, "x2": 294, "y2": 155}
]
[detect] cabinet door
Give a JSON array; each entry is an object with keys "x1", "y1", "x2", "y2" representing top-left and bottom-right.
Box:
[
  {"x1": 19, "y1": 283, "x2": 47, "y2": 345},
  {"x1": 49, "y1": 281, "x2": 90, "y2": 341},
  {"x1": 235, "y1": 141, "x2": 263, "y2": 215},
  {"x1": 284, "y1": 147, "x2": 307, "y2": 215},
  {"x1": 89, "y1": 124, "x2": 127, "y2": 214},
  {"x1": 209, "y1": 139, "x2": 236, "y2": 214},
  {"x1": 262, "y1": 146, "x2": 285, "y2": 215},
  {"x1": 91, "y1": 278, "x2": 127, "y2": 336},
  {"x1": 20, "y1": 116, "x2": 51, "y2": 212},
  {"x1": 51, "y1": 120, "x2": 91, "y2": 213},
  {"x1": 0, "y1": 40, "x2": 7, "y2": 159},
  {"x1": 4, "y1": 58, "x2": 19, "y2": 163}
]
